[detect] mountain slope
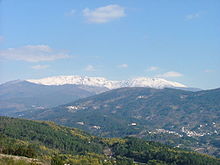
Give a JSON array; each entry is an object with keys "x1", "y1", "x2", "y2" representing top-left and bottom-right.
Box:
[
  {"x1": 0, "y1": 80, "x2": 107, "y2": 116},
  {"x1": 19, "y1": 87, "x2": 220, "y2": 157},
  {"x1": 23, "y1": 87, "x2": 220, "y2": 135},
  {"x1": 1, "y1": 116, "x2": 219, "y2": 165}
]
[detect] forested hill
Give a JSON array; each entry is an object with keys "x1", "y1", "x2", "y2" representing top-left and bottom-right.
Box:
[
  {"x1": 0, "y1": 116, "x2": 220, "y2": 165},
  {"x1": 14, "y1": 87, "x2": 220, "y2": 158},
  {"x1": 22, "y1": 87, "x2": 220, "y2": 137}
]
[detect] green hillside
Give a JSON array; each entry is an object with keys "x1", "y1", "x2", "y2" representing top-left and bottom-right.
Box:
[
  {"x1": 0, "y1": 116, "x2": 220, "y2": 165},
  {"x1": 22, "y1": 87, "x2": 220, "y2": 136},
  {"x1": 19, "y1": 87, "x2": 220, "y2": 157}
]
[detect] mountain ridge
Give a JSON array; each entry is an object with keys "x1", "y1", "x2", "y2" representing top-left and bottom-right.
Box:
[
  {"x1": 0, "y1": 80, "x2": 108, "y2": 116},
  {"x1": 27, "y1": 75, "x2": 187, "y2": 89}
]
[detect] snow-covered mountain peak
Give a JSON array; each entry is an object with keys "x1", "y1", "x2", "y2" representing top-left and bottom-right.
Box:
[
  {"x1": 27, "y1": 75, "x2": 119, "y2": 89},
  {"x1": 129, "y1": 77, "x2": 186, "y2": 88},
  {"x1": 27, "y1": 75, "x2": 187, "y2": 89}
]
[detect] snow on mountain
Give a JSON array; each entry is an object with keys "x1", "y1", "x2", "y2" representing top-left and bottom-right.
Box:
[
  {"x1": 27, "y1": 75, "x2": 187, "y2": 89},
  {"x1": 27, "y1": 76, "x2": 120, "y2": 89},
  {"x1": 127, "y1": 77, "x2": 186, "y2": 88}
]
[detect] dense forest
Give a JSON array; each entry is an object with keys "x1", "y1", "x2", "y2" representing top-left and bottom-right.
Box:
[{"x1": 0, "y1": 116, "x2": 220, "y2": 165}]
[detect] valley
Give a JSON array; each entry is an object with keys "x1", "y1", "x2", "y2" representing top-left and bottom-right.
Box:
[
  {"x1": 1, "y1": 1, "x2": 219, "y2": 164},
  {"x1": 1, "y1": 79, "x2": 219, "y2": 158}
]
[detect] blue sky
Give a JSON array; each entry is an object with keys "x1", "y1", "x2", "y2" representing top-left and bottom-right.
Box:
[{"x1": 0, "y1": 0, "x2": 219, "y2": 89}]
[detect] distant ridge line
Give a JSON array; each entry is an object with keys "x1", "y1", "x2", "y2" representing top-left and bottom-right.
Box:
[{"x1": 27, "y1": 75, "x2": 187, "y2": 89}]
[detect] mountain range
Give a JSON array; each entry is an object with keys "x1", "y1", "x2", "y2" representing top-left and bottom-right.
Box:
[
  {"x1": 1, "y1": 75, "x2": 219, "y2": 158},
  {"x1": 27, "y1": 75, "x2": 187, "y2": 89},
  {"x1": 0, "y1": 75, "x2": 195, "y2": 116},
  {"x1": 0, "y1": 79, "x2": 107, "y2": 116}
]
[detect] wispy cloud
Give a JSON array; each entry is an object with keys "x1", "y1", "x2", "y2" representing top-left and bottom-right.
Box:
[
  {"x1": 118, "y1": 64, "x2": 128, "y2": 68},
  {"x1": 185, "y1": 12, "x2": 200, "y2": 20},
  {"x1": 83, "y1": 4, "x2": 125, "y2": 23},
  {"x1": 31, "y1": 65, "x2": 49, "y2": 70},
  {"x1": 65, "y1": 9, "x2": 76, "y2": 16},
  {"x1": 0, "y1": 45, "x2": 70, "y2": 62},
  {"x1": 85, "y1": 65, "x2": 96, "y2": 72},
  {"x1": 157, "y1": 71, "x2": 183, "y2": 78},
  {"x1": 146, "y1": 66, "x2": 159, "y2": 72}
]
